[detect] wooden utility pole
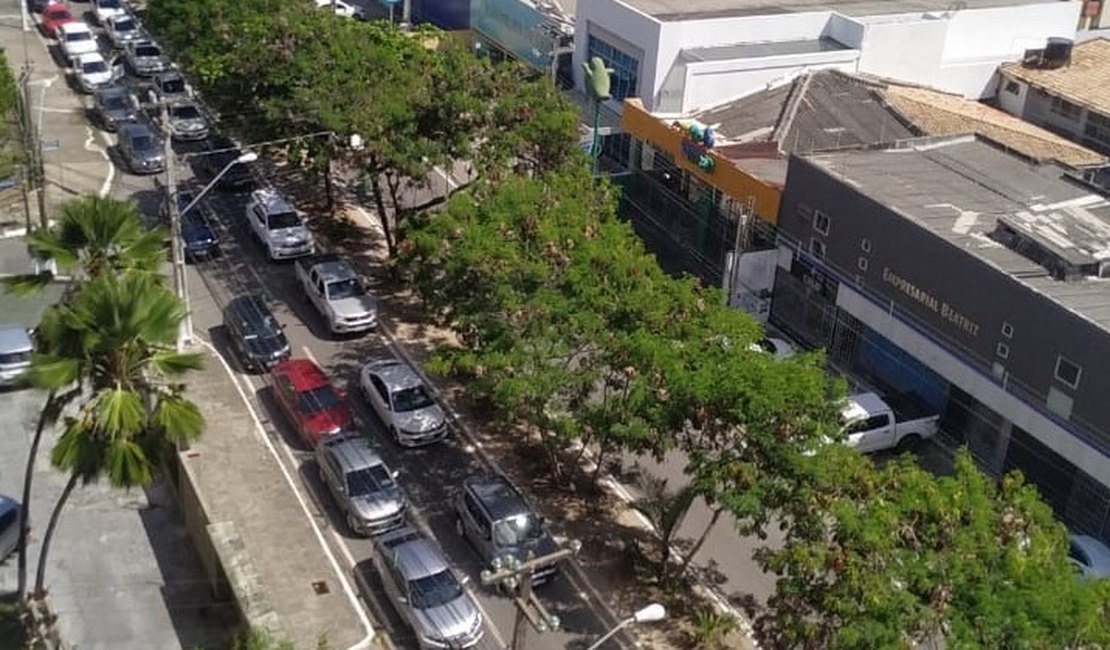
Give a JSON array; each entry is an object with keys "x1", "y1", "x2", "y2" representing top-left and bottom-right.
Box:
[{"x1": 480, "y1": 542, "x2": 581, "y2": 650}]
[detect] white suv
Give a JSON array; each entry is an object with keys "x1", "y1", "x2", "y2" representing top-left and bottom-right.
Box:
[
  {"x1": 58, "y1": 22, "x2": 98, "y2": 63},
  {"x1": 245, "y1": 189, "x2": 315, "y2": 260}
]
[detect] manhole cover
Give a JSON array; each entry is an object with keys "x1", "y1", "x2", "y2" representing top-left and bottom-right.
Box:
[{"x1": 312, "y1": 581, "x2": 330, "y2": 595}]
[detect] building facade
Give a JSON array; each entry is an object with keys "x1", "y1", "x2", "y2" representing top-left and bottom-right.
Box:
[{"x1": 771, "y1": 135, "x2": 1110, "y2": 541}]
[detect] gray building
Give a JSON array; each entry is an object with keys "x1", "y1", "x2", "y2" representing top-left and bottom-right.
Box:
[{"x1": 771, "y1": 133, "x2": 1110, "y2": 541}]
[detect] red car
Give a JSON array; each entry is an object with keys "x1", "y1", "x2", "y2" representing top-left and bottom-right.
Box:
[
  {"x1": 41, "y1": 4, "x2": 76, "y2": 37},
  {"x1": 270, "y1": 358, "x2": 354, "y2": 448}
]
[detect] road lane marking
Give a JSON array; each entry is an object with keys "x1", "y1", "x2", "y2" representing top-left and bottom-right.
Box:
[
  {"x1": 83, "y1": 125, "x2": 114, "y2": 197},
  {"x1": 197, "y1": 339, "x2": 377, "y2": 650}
]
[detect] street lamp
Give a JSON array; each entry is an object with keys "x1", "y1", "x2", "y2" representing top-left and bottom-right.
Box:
[
  {"x1": 178, "y1": 151, "x2": 258, "y2": 218},
  {"x1": 582, "y1": 56, "x2": 613, "y2": 176},
  {"x1": 585, "y1": 603, "x2": 666, "y2": 650}
]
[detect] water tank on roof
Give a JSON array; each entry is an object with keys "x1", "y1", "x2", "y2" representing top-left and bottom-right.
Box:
[{"x1": 1043, "y1": 37, "x2": 1074, "y2": 68}]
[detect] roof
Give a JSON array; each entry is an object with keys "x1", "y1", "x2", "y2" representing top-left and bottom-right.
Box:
[
  {"x1": 58, "y1": 21, "x2": 90, "y2": 33},
  {"x1": 251, "y1": 188, "x2": 295, "y2": 214},
  {"x1": 999, "y1": 39, "x2": 1110, "y2": 115},
  {"x1": 393, "y1": 538, "x2": 449, "y2": 580},
  {"x1": 625, "y1": 0, "x2": 1048, "y2": 21},
  {"x1": 882, "y1": 84, "x2": 1108, "y2": 168},
  {"x1": 466, "y1": 474, "x2": 528, "y2": 522},
  {"x1": 273, "y1": 358, "x2": 330, "y2": 391},
  {"x1": 0, "y1": 325, "x2": 31, "y2": 352},
  {"x1": 367, "y1": 359, "x2": 423, "y2": 391},
  {"x1": 323, "y1": 435, "x2": 385, "y2": 472},
  {"x1": 841, "y1": 392, "x2": 889, "y2": 421},
  {"x1": 801, "y1": 134, "x2": 1110, "y2": 330}
]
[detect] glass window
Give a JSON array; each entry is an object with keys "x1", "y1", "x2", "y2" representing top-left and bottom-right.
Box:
[
  {"x1": 492, "y1": 512, "x2": 542, "y2": 547},
  {"x1": 327, "y1": 278, "x2": 365, "y2": 300},
  {"x1": 267, "y1": 211, "x2": 301, "y2": 229},
  {"x1": 1054, "y1": 356, "x2": 1081, "y2": 389},
  {"x1": 298, "y1": 386, "x2": 342, "y2": 413},
  {"x1": 1050, "y1": 96, "x2": 1082, "y2": 121},
  {"x1": 586, "y1": 35, "x2": 638, "y2": 101},
  {"x1": 1084, "y1": 112, "x2": 1110, "y2": 150},
  {"x1": 408, "y1": 570, "x2": 463, "y2": 608},
  {"x1": 391, "y1": 385, "x2": 434, "y2": 412},
  {"x1": 345, "y1": 465, "x2": 394, "y2": 496}
]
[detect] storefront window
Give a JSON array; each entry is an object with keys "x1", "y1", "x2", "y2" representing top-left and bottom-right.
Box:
[{"x1": 587, "y1": 35, "x2": 639, "y2": 101}]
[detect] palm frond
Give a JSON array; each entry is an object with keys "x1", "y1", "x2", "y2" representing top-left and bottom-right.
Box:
[
  {"x1": 148, "y1": 351, "x2": 205, "y2": 377},
  {"x1": 88, "y1": 388, "x2": 146, "y2": 438},
  {"x1": 103, "y1": 437, "x2": 153, "y2": 488},
  {"x1": 2, "y1": 273, "x2": 58, "y2": 297},
  {"x1": 152, "y1": 393, "x2": 206, "y2": 443}
]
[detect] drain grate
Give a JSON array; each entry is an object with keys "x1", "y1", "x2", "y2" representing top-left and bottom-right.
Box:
[{"x1": 311, "y1": 581, "x2": 330, "y2": 595}]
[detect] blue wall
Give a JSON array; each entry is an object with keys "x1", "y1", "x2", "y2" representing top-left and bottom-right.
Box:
[
  {"x1": 412, "y1": 0, "x2": 471, "y2": 30},
  {"x1": 470, "y1": 0, "x2": 558, "y2": 70}
]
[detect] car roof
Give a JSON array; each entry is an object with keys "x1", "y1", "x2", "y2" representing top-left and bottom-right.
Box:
[
  {"x1": 841, "y1": 392, "x2": 889, "y2": 422},
  {"x1": 1071, "y1": 535, "x2": 1110, "y2": 572},
  {"x1": 273, "y1": 358, "x2": 330, "y2": 392},
  {"x1": 250, "y1": 188, "x2": 295, "y2": 214},
  {"x1": 464, "y1": 474, "x2": 529, "y2": 523},
  {"x1": 0, "y1": 325, "x2": 32, "y2": 353},
  {"x1": 75, "y1": 52, "x2": 105, "y2": 64},
  {"x1": 156, "y1": 70, "x2": 183, "y2": 82},
  {"x1": 44, "y1": 5, "x2": 71, "y2": 15},
  {"x1": 59, "y1": 21, "x2": 89, "y2": 32},
  {"x1": 0, "y1": 495, "x2": 18, "y2": 515},
  {"x1": 392, "y1": 537, "x2": 450, "y2": 581},
  {"x1": 97, "y1": 85, "x2": 129, "y2": 98},
  {"x1": 367, "y1": 359, "x2": 423, "y2": 391},
  {"x1": 132, "y1": 40, "x2": 159, "y2": 50},
  {"x1": 314, "y1": 260, "x2": 357, "y2": 284},
  {"x1": 321, "y1": 435, "x2": 385, "y2": 473},
  {"x1": 119, "y1": 121, "x2": 153, "y2": 138}
]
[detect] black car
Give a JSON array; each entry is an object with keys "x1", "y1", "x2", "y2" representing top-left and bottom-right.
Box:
[
  {"x1": 223, "y1": 294, "x2": 290, "y2": 373},
  {"x1": 199, "y1": 137, "x2": 257, "y2": 193},
  {"x1": 92, "y1": 85, "x2": 139, "y2": 132},
  {"x1": 181, "y1": 211, "x2": 219, "y2": 262}
]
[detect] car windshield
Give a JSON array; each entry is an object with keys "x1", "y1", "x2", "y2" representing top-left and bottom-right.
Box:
[
  {"x1": 0, "y1": 350, "x2": 30, "y2": 365},
  {"x1": 181, "y1": 213, "x2": 210, "y2": 232},
  {"x1": 114, "y1": 18, "x2": 135, "y2": 31},
  {"x1": 161, "y1": 79, "x2": 185, "y2": 94},
  {"x1": 267, "y1": 211, "x2": 301, "y2": 229},
  {"x1": 82, "y1": 60, "x2": 108, "y2": 74},
  {"x1": 103, "y1": 94, "x2": 129, "y2": 110},
  {"x1": 345, "y1": 465, "x2": 394, "y2": 497},
  {"x1": 408, "y1": 570, "x2": 463, "y2": 609},
  {"x1": 239, "y1": 313, "x2": 280, "y2": 340},
  {"x1": 100, "y1": 0, "x2": 121, "y2": 7},
  {"x1": 391, "y1": 385, "x2": 434, "y2": 412},
  {"x1": 135, "y1": 45, "x2": 160, "y2": 57},
  {"x1": 171, "y1": 105, "x2": 201, "y2": 119},
  {"x1": 298, "y1": 385, "x2": 342, "y2": 414},
  {"x1": 492, "y1": 512, "x2": 542, "y2": 547},
  {"x1": 130, "y1": 135, "x2": 153, "y2": 151},
  {"x1": 327, "y1": 278, "x2": 365, "y2": 300},
  {"x1": 65, "y1": 31, "x2": 91, "y2": 42}
]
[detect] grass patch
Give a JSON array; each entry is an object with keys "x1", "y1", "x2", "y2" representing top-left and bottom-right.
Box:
[{"x1": 0, "y1": 594, "x2": 27, "y2": 650}]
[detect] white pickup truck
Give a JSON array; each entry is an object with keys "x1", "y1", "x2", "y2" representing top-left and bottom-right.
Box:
[
  {"x1": 839, "y1": 392, "x2": 940, "y2": 453},
  {"x1": 295, "y1": 255, "x2": 377, "y2": 334}
]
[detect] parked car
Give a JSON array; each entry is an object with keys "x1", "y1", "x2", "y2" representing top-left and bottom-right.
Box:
[
  {"x1": 181, "y1": 211, "x2": 219, "y2": 262},
  {"x1": 245, "y1": 188, "x2": 315, "y2": 260},
  {"x1": 197, "y1": 136, "x2": 257, "y2": 192},
  {"x1": 0, "y1": 495, "x2": 20, "y2": 563},
  {"x1": 41, "y1": 4, "x2": 76, "y2": 37},
  {"x1": 270, "y1": 358, "x2": 353, "y2": 447},
  {"x1": 149, "y1": 70, "x2": 192, "y2": 105},
  {"x1": 0, "y1": 325, "x2": 33, "y2": 388},
  {"x1": 748, "y1": 336, "x2": 796, "y2": 360},
  {"x1": 117, "y1": 120, "x2": 164, "y2": 174},
  {"x1": 164, "y1": 101, "x2": 209, "y2": 141},
  {"x1": 104, "y1": 13, "x2": 143, "y2": 50},
  {"x1": 92, "y1": 84, "x2": 139, "y2": 131},
  {"x1": 316, "y1": 434, "x2": 406, "y2": 536},
  {"x1": 222, "y1": 293, "x2": 290, "y2": 373},
  {"x1": 91, "y1": 0, "x2": 126, "y2": 24},
  {"x1": 1069, "y1": 534, "x2": 1110, "y2": 579},
  {"x1": 838, "y1": 392, "x2": 940, "y2": 453},
  {"x1": 123, "y1": 39, "x2": 170, "y2": 77},
  {"x1": 295, "y1": 255, "x2": 376, "y2": 334},
  {"x1": 30, "y1": 0, "x2": 61, "y2": 14},
  {"x1": 314, "y1": 0, "x2": 365, "y2": 19},
  {"x1": 358, "y1": 357, "x2": 448, "y2": 447},
  {"x1": 57, "y1": 21, "x2": 97, "y2": 62},
  {"x1": 72, "y1": 52, "x2": 116, "y2": 93},
  {"x1": 364, "y1": 526, "x2": 484, "y2": 649},
  {"x1": 455, "y1": 473, "x2": 561, "y2": 586}
]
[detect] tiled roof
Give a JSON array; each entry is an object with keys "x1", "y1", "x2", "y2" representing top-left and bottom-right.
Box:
[
  {"x1": 999, "y1": 38, "x2": 1110, "y2": 115},
  {"x1": 883, "y1": 85, "x2": 1107, "y2": 167}
]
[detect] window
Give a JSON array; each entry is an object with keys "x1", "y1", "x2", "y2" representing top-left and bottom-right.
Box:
[
  {"x1": 996, "y1": 342, "x2": 1009, "y2": 359},
  {"x1": 1050, "y1": 96, "x2": 1083, "y2": 121},
  {"x1": 1054, "y1": 356, "x2": 1082, "y2": 389},
  {"x1": 857, "y1": 257, "x2": 868, "y2": 272},
  {"x1": 463, "y1": 493, "x2": 489, "y2": 538},
  {"x1": 861, "y1": 238, "x2": 872, "y2": 253},
  {"x1": 809, "y1": 238, "x2": 826, "y2": 260},
  {"x1": 1084, "y1": 111, "x2": 1110, "y2": 150},
  {"x1": 1004, "y1": 80, "x2": 1020, "y2": 95},
  {"x1": 813, "y1": 210, "x2": 830, "y2": 235},
  {"x1": 1001, "y1": 321, "x2": 1014, "y2": 339},
  {"x1": 586, "y1": 35, "x2": 639, "y2": 101}
]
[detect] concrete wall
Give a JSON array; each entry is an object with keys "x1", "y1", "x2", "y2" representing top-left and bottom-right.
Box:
[
  {"x1": 682, "y1": 50, "x2": 858, "y2": 113},
  {"x1": 857, "y1": 17, "x2": 948, "y2": 90},
  {"x1": 996, "y1": 72, "x2": 1030, "y2": 116}
]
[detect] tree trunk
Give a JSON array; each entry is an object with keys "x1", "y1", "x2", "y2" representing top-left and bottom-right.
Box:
[
  {"x1": 323, "y1": 154, "x2": 335, "y2": 213},
  {"x1": 33, "y1": 472, "x2": 79, "y2": 600},
  {"x1": 18, "y1": 390, "x2": 57, "y2": 602},
  {"x1": 590, "y1": 441, "x2": 609, "y2": 486},
  {"x1": 368, "y1": 174, "x2": 396, "y2": 259},
  {"x1": 674, "y1": 505, "x2": 725, "y2": 580}
]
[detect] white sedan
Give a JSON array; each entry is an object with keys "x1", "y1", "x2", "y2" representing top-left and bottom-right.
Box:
[
  {"x1": 72, "y1": 52, "x2": 115, "y2": 93},
  {"x1": 313, "y1": 0, "x2": 366, "y2": 19},
  {"x1": 358, "y1": 358, "x2": 449, "y2": 447},
  {"x1": 92, "y1": 0, "x2": 127, "y2": 25},
  {"x1": 57, "y1": 22, "x2": 98, "y2": 64}
]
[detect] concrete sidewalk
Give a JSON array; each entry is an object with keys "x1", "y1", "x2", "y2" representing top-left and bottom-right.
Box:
[{"x1": 178, "y1": 344, "x2": 372, "y2": 650}]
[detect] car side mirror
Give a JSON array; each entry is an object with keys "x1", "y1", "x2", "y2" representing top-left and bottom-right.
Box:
[
  {"x1": 391, "y1": 470, "x2": 400, "y2": 480},
  {"x1": 458, "y1": 574, "x2": 470, "y2": 586},
  {"x1": 397, "y1": 596, "x2": 408, "y2": 604},
  {"x1": 337, "y1": 485, "x2": 346, "y2": 494}
]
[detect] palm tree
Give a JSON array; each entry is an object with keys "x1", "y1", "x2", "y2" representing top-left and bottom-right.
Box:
[
  {"x1": 9, "y1": 195, "x2": 168, "y2": 602},
  {"x1": 29, "y1": 273, "x2": 205, "y2": 599}
]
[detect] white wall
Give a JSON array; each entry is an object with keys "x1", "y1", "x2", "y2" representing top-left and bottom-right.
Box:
[
  {"x1": 683, "y1": 51, "x2": 859, "y2": 112},
  {"x1": 996, "y1": 74, "x2": 1030, "y2": 116},
  {"x1": 941, "y1": 3, "x2": 1078, "y2": 61},
  {"x1": 857, "y1": 18, "x2": 948, "y2": 90},
  {"x1": 573, "y1": 0, "x2": 662, "y2": 105}
]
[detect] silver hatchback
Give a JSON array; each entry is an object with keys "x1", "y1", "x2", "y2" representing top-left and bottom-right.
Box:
[
  {"x1": 366, "y1": 526, "x2": 484, "y2": 649},
  {"x1": 316, "y1": 435, "x2": 405, "y2": 536},
  {"x1": 0, "y1": 325, "x2": 32, "y2": 388}
]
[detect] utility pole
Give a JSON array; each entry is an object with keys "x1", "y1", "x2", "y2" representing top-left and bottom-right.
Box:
[
  {"x1": 18, "y1": 65, "x2": 47, "y2": 230},
  {"x1": 480, "y1": 541, "x2": 581, "y2": 650},
  {"x1": 160, "y1": 100, "x2": 191, "y2": 350}
]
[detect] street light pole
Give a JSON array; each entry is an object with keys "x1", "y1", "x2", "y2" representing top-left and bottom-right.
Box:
[
  {"x1": 582, "y1": 57, "x2": 613, "y2": 177},
  {"x1": 480, "y1": 541, "x2": 582, "y2": 650},
  {"x1": 585, "y1": 603, "x2": 666, "y2": 650}
]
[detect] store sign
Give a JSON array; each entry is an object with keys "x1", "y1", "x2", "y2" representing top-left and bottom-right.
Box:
[
  {"x1": 673, "y1": 120, "x2": 716, "y2": 172},
  {"x1": 471, "y1": 0, "x2": 556, "y2": 70},
  {"x1": 881, "y1": 267, "x2": 980, "y2": 336}
]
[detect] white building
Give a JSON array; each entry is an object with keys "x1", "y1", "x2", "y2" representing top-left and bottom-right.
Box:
[{"x1": 573, "y1": 0, "x2": 1080, "y2": 115}]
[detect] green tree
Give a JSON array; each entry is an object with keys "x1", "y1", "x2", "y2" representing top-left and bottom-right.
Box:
[
  {"x1": 630, "y1": 473, "x2": 697, "y2": 582},
  {"x1": 30, "y1": 273, "x2": 205, "y2": 599},
  {"x1": 5, "y1": 196, "x2": 167, "y2": 602},
  {"x1": 756, "y1": 448, "x2": 1110, "y2": 649}
]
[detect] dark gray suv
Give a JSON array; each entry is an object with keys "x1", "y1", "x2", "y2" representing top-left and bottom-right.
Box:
[
  {"x1": 93, "y1": 85, "x2": 138, "y2": 132},
  {"x1": 455, "y1": 474, "x2": 560, "y2": 586},
  {"x1": 222, "y1": 294, "x2": 290, "y2": 372},
  {"x1": 316, "y1": 435, "x2": 405, "y2": 536},
  {"x1": 117, "y1": 120, "x2": 164, "y2": 174}
]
